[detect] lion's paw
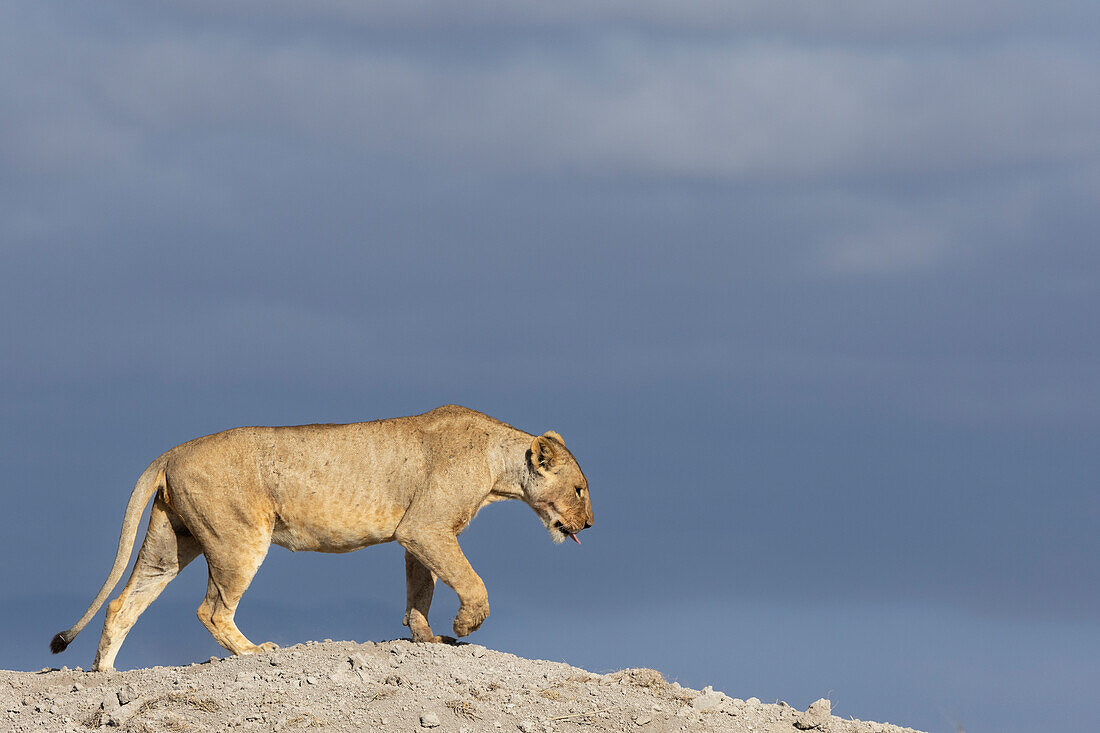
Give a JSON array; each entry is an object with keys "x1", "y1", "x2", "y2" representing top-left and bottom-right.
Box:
[
  {"x1": 413, "y1": 633, "x2": 458, "y2": 644},
  {"x1": 256, "y1": 642, "x2": 280, "y2": 653},
  {"x1": 453, "y1": 600, "x2": 489, "y2": 637}
]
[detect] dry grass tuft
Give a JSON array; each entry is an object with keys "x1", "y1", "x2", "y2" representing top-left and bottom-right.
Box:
[
  {"x1": 136, "y1": 692, "x2": 220, "y2": 715},
  {"x1": 284, "y1": 712, "x2": 328, "y2": 728},
  {"x1": 368, "y1": 687, "x2": 396, "y2": 703},
  {"x1": 446, "y1": 699, "x2": 481, "y2": 720},
  {"x1": 80, "y1": 710, "x2": 105, "y2": 728}
]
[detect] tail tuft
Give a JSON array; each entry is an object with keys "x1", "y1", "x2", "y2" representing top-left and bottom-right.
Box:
[{"x1": 50, "y1": 631, "x2": 72, "y2": 654}]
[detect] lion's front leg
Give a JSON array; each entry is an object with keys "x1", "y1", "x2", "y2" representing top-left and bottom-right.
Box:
[
  {"x1": 403, "y1": 550, "x2": 455, "y2": 643},
  {"x1": 395, "y1": 524, "x2": 489, "y2": 639}
]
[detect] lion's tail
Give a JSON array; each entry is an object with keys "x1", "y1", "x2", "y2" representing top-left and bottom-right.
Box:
[{"x1": 50, "y1": 459, "x2": 167, "y2": 654}]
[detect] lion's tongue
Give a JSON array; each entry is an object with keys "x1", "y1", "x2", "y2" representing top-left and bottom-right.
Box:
[{"x1": 570, "y1": 533, "x2": 581, "y2": 545}]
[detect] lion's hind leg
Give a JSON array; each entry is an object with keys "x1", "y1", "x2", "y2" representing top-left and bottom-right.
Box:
[
  {"x1": 93, "y1": 497, "x2": 201, "y2": 672},
  {"x1": 196, "y1": 541, "x2": 277, "y2": 656}
]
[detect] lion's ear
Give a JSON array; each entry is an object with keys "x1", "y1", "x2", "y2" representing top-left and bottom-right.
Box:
[{"x1": 529, "y1": 433, "x2": 564, "y2": 472}]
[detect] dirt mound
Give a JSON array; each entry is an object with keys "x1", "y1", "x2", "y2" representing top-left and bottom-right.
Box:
[{"x1": 2, "y1": 640, "x2": 925, "y2": 732}]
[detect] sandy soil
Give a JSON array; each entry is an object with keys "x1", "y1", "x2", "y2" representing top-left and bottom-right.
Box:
[{"x1": 2, "y1": 639, "x2": 926, "y2": 732}]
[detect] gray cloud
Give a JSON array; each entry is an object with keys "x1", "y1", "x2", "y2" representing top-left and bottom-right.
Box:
[
  {"x1": 149, "y1": 0, "x2": 1100, "y2": 42},
  {"x1": 5, "y1": 3, "x2": 1099, "y2": 188}
]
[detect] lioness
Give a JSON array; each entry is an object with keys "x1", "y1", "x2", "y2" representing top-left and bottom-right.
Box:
[{"x1": 51, "y1": 405, "x2": 593, "y2": 671}]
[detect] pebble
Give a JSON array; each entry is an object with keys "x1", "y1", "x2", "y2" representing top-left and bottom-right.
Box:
[
  {"x1": 117, "y1": 684, "x2": 136, "y2": 705},
  {"x1": 99, "y1": 694, "x2": 121, "y2": 713},
  {"x1": 635, "y1": 713, "x2": 652, "y2": 725},
  {"x1": 108, "y1": 700, "x2": 142, "y2": 727},
  {"x1": 420, "y1": 712, "x2": 441, "y2": 727},
  {"x1": 518, "y1": 721, "x2": 535, "y2": 733},
  {"x1": 470, "y1": 646, "x2": 487, "y2": 659},
  {"x1": 795, "y1": 698, "x2": 832, "y2": 730},
  {"x1": 690, "y1": 687, "x2": 728, "y2": 712}
]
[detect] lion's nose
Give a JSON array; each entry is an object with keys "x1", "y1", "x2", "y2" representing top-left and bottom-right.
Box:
[{"x1": 583, "y1": 519, "x2": 592, "y2": 529}]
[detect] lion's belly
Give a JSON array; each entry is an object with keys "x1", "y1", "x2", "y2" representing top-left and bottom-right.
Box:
[
  {"x1": 259, "y1": 425, "x2": 424, "y2": 552},
  {"x1": 271, "y1": 494, "x2": 406, "y2": 552}
]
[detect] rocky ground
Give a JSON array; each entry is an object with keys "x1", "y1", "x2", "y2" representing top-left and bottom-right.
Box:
[{"x1": 2, "y1": 640, "x2": 926, "y2": 732}]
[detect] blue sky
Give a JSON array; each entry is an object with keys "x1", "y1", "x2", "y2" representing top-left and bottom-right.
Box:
[{"x1": 2, "y1": 3, "x2": 1098, "y2": 732}]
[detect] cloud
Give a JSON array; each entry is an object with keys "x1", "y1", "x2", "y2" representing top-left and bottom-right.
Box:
[
  {"x1": 152, "y1": 0, "x2": 1100, "y2": 42},
  {"x1": 1, "y1": 1, "x2": 1097, "y2": 433},
  {"x1": 4, "y1": 4, "x2": 1099, "y2": 189}
]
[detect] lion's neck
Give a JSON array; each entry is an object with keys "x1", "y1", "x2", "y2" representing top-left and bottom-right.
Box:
[{"x1": 488, "y1": 432, "x2": 535, "y2": 503}]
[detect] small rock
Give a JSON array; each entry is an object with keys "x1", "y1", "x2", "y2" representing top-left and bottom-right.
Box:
[
  {"x1": 72, "y1": 684, "x2": 83, "y2": 692},
  {"x1": 690, "y1": 688, "x2": 728, "y2": 712},
  {"x1": 635, "y1": 713, "x2": 652, "y2": 726},
  {"x1": 518, "y1": 722, "x2": 535, "y2": 733},
  {"x1": 208, "y1": 656, "x2": 219, "y2": 664},
  {"x1": 305, "y1": 676, "x2": 318, "y2": 685},
  {"x1": 746, "y1": 697, "x2": 761, "y2": 705},
  {"x1": 348, "y1": 653, "x2": 370, "y2": 670},
  {"x1": 99, "y1": 694, "x2": 121, "y2": 714},
  {"x1": 420, "y1": 712, "x2": 441, "y2": 728},
  {"x1": 470, "y1": 646, "x2": 487, "y2": 659},
  {"x1": 116, "y1": 684, "x2": 136, "y2": 705},
  {"x1": 794, "y1": 698, "x2": 832, "y2": 730},
  {"x1": 108, "y1": 700, "x2": 142, "y2": 727}
]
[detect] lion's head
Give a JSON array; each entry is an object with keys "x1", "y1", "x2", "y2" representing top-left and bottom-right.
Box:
[{"x1": 524, "y1": 431, "x2": 594, "y2": 544}]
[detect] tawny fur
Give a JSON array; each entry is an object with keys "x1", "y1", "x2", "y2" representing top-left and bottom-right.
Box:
[{"x1": 50, "y1": 405, "x2": 594, "y2": 671}]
